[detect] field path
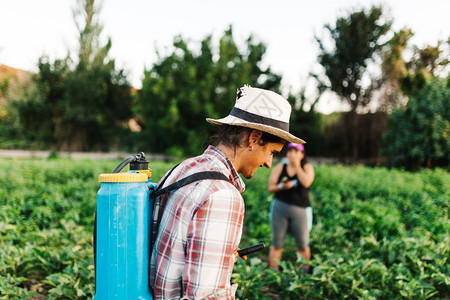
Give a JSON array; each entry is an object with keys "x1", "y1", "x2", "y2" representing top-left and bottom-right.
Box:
[
  {"x1": 0, "y1": 149, "x2": 171, "y2": 161},
  {"x1": 0, "y1": 149, "x2": 343, "y2": 165}
]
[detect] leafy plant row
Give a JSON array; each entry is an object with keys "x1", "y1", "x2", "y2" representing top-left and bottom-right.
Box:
[{"x1": 0, "y1": 158, "x2": 448, "y2": 299}]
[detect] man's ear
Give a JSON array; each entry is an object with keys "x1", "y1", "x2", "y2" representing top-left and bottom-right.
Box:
[{"x1": 249, "y1": 130, "x2": 263, "y2": 146}]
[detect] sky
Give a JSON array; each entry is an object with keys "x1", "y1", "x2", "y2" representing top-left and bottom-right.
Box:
[{"x1": 0, "y1": 0, "x2": 448, "y2": 114}]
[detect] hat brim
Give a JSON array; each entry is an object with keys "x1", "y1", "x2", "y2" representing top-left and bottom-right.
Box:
[{"x1": 206, "y1": 115, "x2": 306, "y2": 144}]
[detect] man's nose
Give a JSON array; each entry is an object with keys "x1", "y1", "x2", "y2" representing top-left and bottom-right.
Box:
[{"x1": 264, "y1": 158, "x2": 273, "y2": 168}]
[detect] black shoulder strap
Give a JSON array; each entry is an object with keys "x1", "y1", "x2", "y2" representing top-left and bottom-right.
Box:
[
  {"x1": 151, "y1": 163, "x2": 180, "y2": 193},
  {"x1": 151, "y1": 171, "x2": 232, "y2": 198}
]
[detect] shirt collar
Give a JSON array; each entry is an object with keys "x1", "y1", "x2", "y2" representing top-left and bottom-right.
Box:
[{"x1": 204, "y1": 145, "x2": 245, "y2": 193}]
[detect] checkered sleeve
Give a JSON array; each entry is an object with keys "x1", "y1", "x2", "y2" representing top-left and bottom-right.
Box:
[{"x1": 183, "y1": 187, "x2": 245, "y2": 299}]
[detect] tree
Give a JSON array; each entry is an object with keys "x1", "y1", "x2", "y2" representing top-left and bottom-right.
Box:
[
  {"x1": 380, "y1": 37, "x2": 449, "y2": 169},
  {"x1": 53, "y1": 0, "x2": 132, "y2": 151},
  {"x1": 401, "y1": 41, "x2": 449, "y2": 97},
  {"x1": 313, "y1": 6, "x2": 391, "y2": 161},
  {"x1": 12, "y1": 58, "x2": 68, "y2": 146},
  {"x1": 378, "y1": 28, "x2": 413, "y2": 112},
  {"x1": 382, "y1": 78, "x2": 449, "y2": 169},
  {"x1": 136, "y1": 27, "x2": 282, "y2": 156},
  {"x1": 378, "y1": 34, "x2": 449, "y2": 113},
  {"x1": 13, "y1": 0, "x2": 132, "y2": 151}
]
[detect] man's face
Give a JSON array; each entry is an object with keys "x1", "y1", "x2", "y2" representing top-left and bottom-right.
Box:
[{"x1": 240, "y1": 141, "x2": 284, "y2": 179}]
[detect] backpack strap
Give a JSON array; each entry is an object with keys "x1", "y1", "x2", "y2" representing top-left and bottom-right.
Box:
[
  {"x1": 151, "y1": 171, "x2": 232, "y2": 198},
  {"x1": 149, "y1": 163, "x2": 180, "y2": 194},
  {"x1": 150, "y1": 169, "x2": 234, "y2": 243}
]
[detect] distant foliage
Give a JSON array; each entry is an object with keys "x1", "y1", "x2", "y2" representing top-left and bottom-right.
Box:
[
  {"x1": 135, "y1": 27, "x2": 282, "y2": 156},
  {"x1": 383, "y1": 78, "x2": 450, "y2": 169},
  {"x1": 289, "y1": 108, "x2": 326, "y2": 157}
]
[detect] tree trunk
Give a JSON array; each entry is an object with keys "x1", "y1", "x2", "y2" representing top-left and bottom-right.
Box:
[
  {"x1": 426, "y1": 158, "x2": 432, "y2": 169},
  {"x1": 351, "y1": 110, "x2": 359, "y2": 163}
]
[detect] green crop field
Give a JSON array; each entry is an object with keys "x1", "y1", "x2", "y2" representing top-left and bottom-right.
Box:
[{"x1": 0, "y1": 158, "x2": 448, "y2": 299}]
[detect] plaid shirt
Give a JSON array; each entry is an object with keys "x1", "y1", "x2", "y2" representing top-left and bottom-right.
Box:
[{"x1": 150, "y1": 145, "x2": 246, "y2": 299}]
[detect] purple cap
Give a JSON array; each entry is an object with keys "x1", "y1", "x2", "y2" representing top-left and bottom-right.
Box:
[{"x1": 287, "y1": 142, "x2": 304, "y2": 152}]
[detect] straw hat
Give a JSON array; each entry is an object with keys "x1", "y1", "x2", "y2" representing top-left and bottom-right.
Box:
[{"x1": 206, "y1": 85, "x2": 305, "y2": 144}]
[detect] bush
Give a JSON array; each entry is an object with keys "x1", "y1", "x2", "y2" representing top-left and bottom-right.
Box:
[{"x1": 383, "y1": 78, "x2": 450, "y2": 169}]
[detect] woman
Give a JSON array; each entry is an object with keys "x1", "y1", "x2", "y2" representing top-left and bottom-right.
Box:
[
  {"x1": 267, "y1": 142, "x2": 315, "y2": 272},
  {"x1": 150, "y1": 85, "x2": 306, "y2": 299}
]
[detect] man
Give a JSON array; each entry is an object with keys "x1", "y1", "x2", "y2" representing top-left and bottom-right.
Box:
[{"x1": 150, "y1": 85, "x2": 305, "y2": 299}]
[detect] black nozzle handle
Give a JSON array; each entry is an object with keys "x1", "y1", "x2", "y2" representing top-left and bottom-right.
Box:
[{"x1": 237, "y1": 242, "x2": 265, "y2": 257}]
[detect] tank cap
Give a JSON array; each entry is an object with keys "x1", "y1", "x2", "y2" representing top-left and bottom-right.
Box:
[
  {"x1": 99, "y1": 173, "x2": 148, "y2": 183},
  {"x1": 130, "y1": 152, "x2": 149, "y2": 171}
]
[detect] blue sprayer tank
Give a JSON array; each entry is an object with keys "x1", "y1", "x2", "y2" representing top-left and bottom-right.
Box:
[{"x1": 94, "y1": 153, "x2": 156, "y2": 300}]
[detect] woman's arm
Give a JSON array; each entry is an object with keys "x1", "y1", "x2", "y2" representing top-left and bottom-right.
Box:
[
  {"x1": 267, "y1": 163, "x2": 284, "y2": 193},
  {"x1": 295, "y1": 163, "x2": 315, "y2": 188}
]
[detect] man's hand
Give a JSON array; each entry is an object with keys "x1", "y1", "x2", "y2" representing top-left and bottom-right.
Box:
[{"x1": 235, "y1": 249, "x2": 247, "y2": 263}]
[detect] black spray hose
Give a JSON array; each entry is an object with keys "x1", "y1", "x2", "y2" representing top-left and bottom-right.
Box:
[
  {"x1": 112, "y1": 152, "x2": 144, "y2": 173},
  {"x1": 237, "y1": 242, "x2": 266, "y2": 257}
]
